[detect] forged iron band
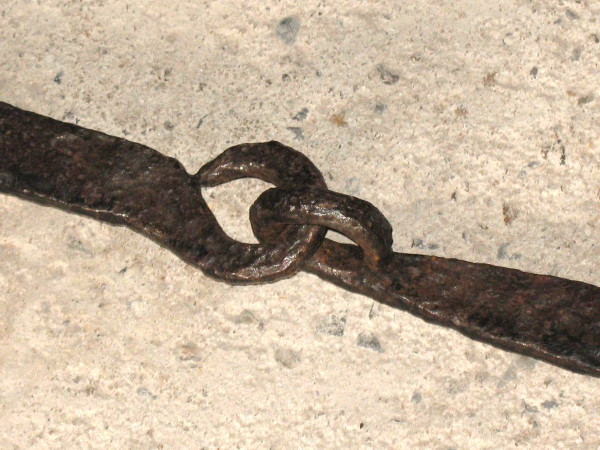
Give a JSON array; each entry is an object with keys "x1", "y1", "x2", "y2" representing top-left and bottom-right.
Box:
[{"x1": 1, "y1": 101, "x2": 599, "y2": 377}]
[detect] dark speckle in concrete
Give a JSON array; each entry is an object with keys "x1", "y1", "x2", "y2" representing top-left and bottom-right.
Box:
[
  {"x1": 529, "y1": 66, "x2": 538, "y2": 78},
  {"x1": 521, "y1": 400, "x2": 539, "y2": 414},
  {"x1": 292, "y1": 107, "x2": 309, "y2": 121},
  {"x1": 196, "y1": 114, "x2": 208, "y2": 128},
  {"x1": 483, "y1": 72, "x2": 497, "y2": 86},
  {"x1": 330, "y1": 112, "x2": 348, "y2": 127},
  {"x1": 374, "y1": 103, "x2": 387, "y2": 114},
  {"x1": 502, "y1": 202, "x2": 518, "y2": 225},
  {"x1": 287, "y1": 126, "x2": 304, "y2": 140},
  {"x1": 497, "y1": 243, "x2": 523, "y2": 261},
  {"x1": 411, "y1": 238, "x2": 424, "y2": 249},
  {"x1": 411, "y1": 238, "x2": 439, "y2": 250},
  {"x1": 276, "y1": 16, "x2": 300, "y2": 44},
  {"x1": 376, "y1": 64, "x2": 400, "y2": 85},
  {"x1": 67, "y1": 239, "x2": 92, "y2": 256},
  {"x1": 411, "y1": 391, "x2": 422, "y2": 403},
  {"x1": 541, "y1": 399, "x2": 558, "y2": 409},
  {"x1": 497, "y1": 243, "x2": 510, "y2": 260},
  {"x1": 179, "y1": 341, "x2": 202, "y2": 363},
  {"x1": 53, "y1": 70, "x2": 64, "y2": 84},
  {"x1": 274, "y1": 346, "x2": 301, "y2": 368},
  {"x1": 164, "y1": 120, "x2": 175, "y2": 131},
  {"x1": 578, "y1": 94, "x2": 594, "y2": 105},
  {"x1": 317, "y1": 314, "x2": 346, "y2": 337},
  {"x1": 137, "y1": 387, "x2": 157, "y2": 399},
  {"x1": 357, "y1": 332, "x2": 384, "y2": 352},
  {"x1": 565, "y1": 9, "x2": 579, "y2": 20}
]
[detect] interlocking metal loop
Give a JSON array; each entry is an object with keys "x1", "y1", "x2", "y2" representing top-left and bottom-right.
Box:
[
  {"x1": 192, "y1": 141, "x2": 328, "y2": 282},
  {"x1": 249, "y1": 186, "x2": 393, "y2": 271},
  {"x1": 0, "y1": 102, "x2": 326, "y2": 284},
  {"x1": 3, "y1": 100, "x2": 600, "y2": 377}
]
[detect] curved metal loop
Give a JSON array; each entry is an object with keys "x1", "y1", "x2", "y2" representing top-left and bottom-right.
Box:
[
  {"x1": 250, "y1": 186, "x2": 393, "y2": 270},
  {"x1": 192, "y1": 141, "x2": 328, "y2": 282}
]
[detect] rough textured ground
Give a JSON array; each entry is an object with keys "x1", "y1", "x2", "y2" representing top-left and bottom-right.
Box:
[{"x1": 1, "y1": 1, "x2": 599, "y2": 448}]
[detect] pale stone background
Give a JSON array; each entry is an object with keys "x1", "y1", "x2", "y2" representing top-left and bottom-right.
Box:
[{"x1": 1, "y1": 0, "x2": 599, "y2": 448}]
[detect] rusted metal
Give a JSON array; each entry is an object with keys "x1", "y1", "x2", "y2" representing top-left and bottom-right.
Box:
[{"x1": 1, "y1": 101, "x2": 599, "y2": 376}]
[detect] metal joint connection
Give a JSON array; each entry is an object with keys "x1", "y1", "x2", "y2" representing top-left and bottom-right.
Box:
[{"x1": 1, "y1": 101, "x2": 599, "y2": 377}]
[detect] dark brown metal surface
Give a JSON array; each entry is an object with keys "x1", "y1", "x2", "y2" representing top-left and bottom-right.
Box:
[{"x1": 1, "y1": 101, "x2": 599, "y2": 377}]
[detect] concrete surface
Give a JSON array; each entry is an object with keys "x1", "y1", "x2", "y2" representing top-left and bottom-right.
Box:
[{"x1": 1, "y1": 0, "x2": 599, "y2": 448}]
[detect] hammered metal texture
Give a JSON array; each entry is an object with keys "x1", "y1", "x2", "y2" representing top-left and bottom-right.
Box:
[{"x1": 1, "y1": 101, "x2": 599, "y2": 377}]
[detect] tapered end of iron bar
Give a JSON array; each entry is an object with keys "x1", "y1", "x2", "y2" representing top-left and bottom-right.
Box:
[{"x1": 307, "y1": 241, "x2": 600, "y2": 377}]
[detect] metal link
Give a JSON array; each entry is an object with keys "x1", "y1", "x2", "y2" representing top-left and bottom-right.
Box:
[
  {"x1": 2, "y1": 100, "x2": 600, "y2": 377},
  {"x1": 192, "y1": 141, "x2": 328, "y2": 282},
  {"x1": 250, "y1": 186, "x2": 393, "y2": 270}
]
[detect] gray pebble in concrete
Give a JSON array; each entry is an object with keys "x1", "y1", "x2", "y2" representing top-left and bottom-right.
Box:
[
  {"x1": 53, "y1": 70, "x2": 63, "y2": 84},
  {"x1": 357, "y1": 332, "x2": 384, "y2": 353},
  {"x1": 292, "y1": 107, "x2": 308, "y2": 121},
  {"x1": 276, "y1": 16, "x2": 300, "y2": 44},
  {"x1": 374, "y1": 103, "x2": 387, "y2": 114},
  {"x1": 287, "y1": 126, "x2": 304, "y2": 140},
  {"x1": 541, "y1": 399, "x2": 558, "y2": 409},
  {"x1": 317, "y1": 314, "x2": 346, "y2": 337},
  {"x1": 529, "y1": 66, "x2": 538, "y2": 78},
  {"x1": 376, "y1": 64, "x2": 400, "y2": 85},
  {"x1": 274, "y1": 346, "x2": 301, "y2": 368}
]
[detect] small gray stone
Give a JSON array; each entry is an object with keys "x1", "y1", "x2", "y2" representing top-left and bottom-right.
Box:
[
  {"x1": 286, "y1": 126, "x2": 304, "y2": 140},
  {"x1": 565, "y1": 9, "x2": 579, "y2": 20},
  {"x1": 276, "y1": 16, "x2": 300, "y2": 44},
  {"x1": 317, "y1": 315, "x2": 346, "y2": 337},
  {"x1": 54, "y1": 70, "x2": 63, "y2": 84},
  {"x1": 411, "y1": 391, "x2": 422, "y2": 403},
  {"x1": 578, "y1": 94, "x2": 594, "y2": 105},
  {"x1": 411, "y1": 238, "x2": 437, "y2": 250},
  {"x1": 274, "y1": 347, "x2": 301, "y2": 368},
  {"x1": 376, "y1": 64, "x2": 400, "y2": 85},
  {"x1": 497, "y1": 243, "x2": 510, "y2": 260},
  {"x1": 137, "y1": 387, "x2": 157, "y2": 399},
  {"x1": 412, "y1": 238, "x2": 425, "y2": 249},
  {"x1": 292, "y1": 107, "x2": 309, "y2": 121},
  {"x1": 521, "y1": 400, "x2": 538, "y2": 414},
  {"x1": 374, "y1": 103, "x2": 387, "y2": 114},
  {"x1": 67, "y1": 239, "x2": 92, "y2": 256},
  {"x1": 529, "y1": 66, "x2": 538, "y2": 78},
  {"x1": 541, "y1": 399, "x2": 558, "y2": 409},
  {"x1": 357, "y1": 332, "x2": 384, "y2": 353}
]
